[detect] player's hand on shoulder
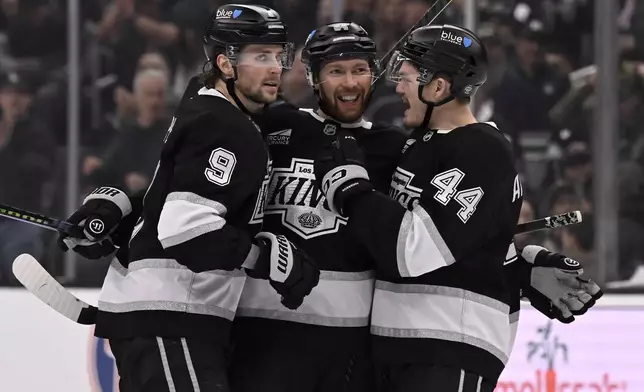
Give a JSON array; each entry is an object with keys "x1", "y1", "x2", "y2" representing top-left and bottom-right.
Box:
[
  {"x1": 246, "y1": 232, "x2": 320, "y2": 310},
  {"x1": 58, "y1": 186, "x2": 133, "y2": 260},
  {"x1": 314, "y1": 129, "x2": 374, "y2": 216},
  {"x1": 520, "y1": 245, "x2": 603, "y2": 323}
]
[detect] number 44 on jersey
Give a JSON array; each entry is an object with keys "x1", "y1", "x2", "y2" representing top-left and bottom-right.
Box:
[{"x1": 430, "y1": 169, "x2": 523, "y2": 224}]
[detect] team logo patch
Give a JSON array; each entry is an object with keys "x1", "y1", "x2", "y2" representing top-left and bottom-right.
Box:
[
  {"x1": 297, "y1": 212, "x2": 322, "y2": 229},
  {"x1": 564, "y1": 257, "x2": 580, "y2": 267},
  {"x1": 265, "y1": 158, "x2": 347, "y2": 239},
  {"x1": 88, "y1": 219, "x2": 105, "y2": 236}
]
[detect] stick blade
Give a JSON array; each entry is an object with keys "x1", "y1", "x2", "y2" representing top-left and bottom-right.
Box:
[{"x1": 12, "y1": 254, "x2": 96, "y2": 325}]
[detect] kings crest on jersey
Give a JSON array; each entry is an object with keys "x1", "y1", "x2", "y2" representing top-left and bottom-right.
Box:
[
  {"x1": 266, "y1": 157, "x2": 346, "y2": 239},
  {"x1": 253, "y1": 103, "x2": 406, "y2": 272}
]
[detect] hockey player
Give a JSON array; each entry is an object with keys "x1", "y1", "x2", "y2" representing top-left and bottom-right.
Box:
[
  {"x1": 57, "y1": 5, "x2": 319, "y2": 392},
  {"x1": 314, "y1": 24, "x2": 602, "y2": 391},
  {"x1": 227, "y1": 22, "x2": 406, "y2": 392}
]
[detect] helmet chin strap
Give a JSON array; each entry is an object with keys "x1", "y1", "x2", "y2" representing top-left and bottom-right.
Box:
[{"x1": 417, "y1": 84, "x2": 454, "y2": 129}]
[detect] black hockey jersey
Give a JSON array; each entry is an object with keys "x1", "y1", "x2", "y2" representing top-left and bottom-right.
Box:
[
  {"x1": 234, "y1": 104, "x2": 406, "y2": 348},
  {"x1": 346, "y1": 123, "x2": 523, "y2": 381},
  {"x1": 95, "y1": 77, "x2": 270, "y2": 340}
]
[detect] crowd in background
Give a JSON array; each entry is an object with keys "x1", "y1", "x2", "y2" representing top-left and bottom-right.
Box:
[{"x1": 1, "y1": 0, "x2": 643, "y2": 288}]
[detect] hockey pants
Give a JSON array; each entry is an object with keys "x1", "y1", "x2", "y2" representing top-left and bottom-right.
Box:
[
  {"x1": 228, "y1": 329, "x2": 374, "y2": 392},
  {"x1": 109, "y1": 336, "x2": 230, "y2": 392},
  {"x1": 376, "y1": 363, "x2": 496, "y2": 392}
]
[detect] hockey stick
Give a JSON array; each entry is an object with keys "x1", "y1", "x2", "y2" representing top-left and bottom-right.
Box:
[
  {"x1": 0, "y1": 203, "x2": 83, "y2": 237},
  {"x1": 12, "y1": 254, "x2": 98, "y2": 325},
  {"x1": 516, "y1": 210, "x2": 582, "y2": 234},
  {"x1": 11, "y1": 211, "x2": 584, "y2": 326},
  {"x1": 376, "y1": 0, "x2": 453, "y2": 81}
]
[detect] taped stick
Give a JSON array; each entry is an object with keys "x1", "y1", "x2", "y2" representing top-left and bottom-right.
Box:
[
  {"x1": 12, "y1": 254, "x2": 97, "y2": 325},
  {"x1": 0, "y1": 203, "x2": 82, "y2": 237},
  {"x1": 516, "y1": 211, "x2": 583, "y2": 234}
]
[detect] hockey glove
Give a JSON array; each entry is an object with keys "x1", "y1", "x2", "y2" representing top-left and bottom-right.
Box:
[
  {"x1": 58, "y1": 186, "x2": 133, "y2": 259},
  {"x1": 314, "y1": 129, "x2": 373, "y2": 216},
  {"x1": 520, "y1": 245, "x2": 603, "y2": 323},
  {"x1": 246, "y1": 232, "x2": 320, "y2": 310}
]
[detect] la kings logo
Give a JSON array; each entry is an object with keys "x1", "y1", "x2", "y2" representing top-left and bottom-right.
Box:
[
  {"x1": 265, "y1": 158, "x2": 347, "y2": 239},
  {"x1": 389, "y1": 167, "x2": 424, "y2": 210},
  {"x1": 249, "y1": 159, "x2": 273, "y2": 225}
]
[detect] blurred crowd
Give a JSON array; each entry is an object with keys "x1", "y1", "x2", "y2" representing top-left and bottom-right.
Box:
[{"x1": 0, "y1": 0, "x2": 643, "y2": 287}]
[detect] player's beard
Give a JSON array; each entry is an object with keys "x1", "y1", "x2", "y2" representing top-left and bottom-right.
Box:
[
  {"x1": 320, "y1": 86, "x2": 368, "y2": 123},
  {"x1": 238, "y1": 78, "x2": 280, "y2": 105}
]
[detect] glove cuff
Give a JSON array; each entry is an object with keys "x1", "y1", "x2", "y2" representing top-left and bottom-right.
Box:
[
  {"x1": 83, "y1": 187, "x2": 132, "y2": 218},
  {"x1": 254, "y1": 231, "x2": 294, "y2": 283},
  {"x1": 521, "y1": 245, "x2": 547, "y2": 264},
  {"x1": 321, "y1": 164, "x2": 370, "y2": 215}
]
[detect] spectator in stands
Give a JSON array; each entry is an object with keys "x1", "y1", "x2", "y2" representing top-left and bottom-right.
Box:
[
  {"x1": 97, "y1": 0, "x2": 179, "y2": 97},
  {"x1": 84, "y1": 69, "x2": 169, "y2": 194},
  {"x1": 169, "y1": 0, "x2": 212, "y2": 97},
  {"x1": 3, "y1": 0, "x2": 66, "y2": 64},
  {"x1": 373, "y1": 0, "x2": 406, "y2": 57},
  {"x1": 0, "y1": 71, "x2": 54, "y2": 284},
  {"x1": 492, "y1": 25, "x2": 570, "y2": 136}
]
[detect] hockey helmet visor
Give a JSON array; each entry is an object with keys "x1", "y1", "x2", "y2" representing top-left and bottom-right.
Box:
[{"x1": 385, "y1": 50, "x2": 435, "y2": 86}]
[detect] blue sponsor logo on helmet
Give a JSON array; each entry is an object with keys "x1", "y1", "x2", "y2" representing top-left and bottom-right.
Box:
[{"x1": 306, "y1": 29, "x2": 316, "y2": 45}]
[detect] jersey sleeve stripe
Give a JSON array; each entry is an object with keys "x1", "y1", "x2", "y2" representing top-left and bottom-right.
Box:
[
  {"x1": 157, "y1": 192, "x2": 227, "y2": 248},
  {"x1": 504, "y1": 242, "x2": 518, "y2": 265},
  {"x1": 396, "y1": 205, "x2": 456, "y2": 277}
]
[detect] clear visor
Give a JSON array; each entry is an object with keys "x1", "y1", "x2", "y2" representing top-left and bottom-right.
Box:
[
  {"x1": 232, "y1": 42, "x2": 295, "y2": 69},
  {"x1": 385, "y1": 50, "x2": 434, "y2": 85},
  {"x1": 314, "y1": 52, "x2": 378, "y2": 86}
]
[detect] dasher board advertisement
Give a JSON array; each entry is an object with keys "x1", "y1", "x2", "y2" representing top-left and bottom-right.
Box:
[
  {"x1": 1, "y1": 289, "x2": 643, "y2": 392},
  {"x1": 496, "y1": 295, "x2": 644, "y2": 391}
]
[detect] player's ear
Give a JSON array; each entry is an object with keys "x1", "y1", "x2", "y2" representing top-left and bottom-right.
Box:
[
  {"x1": 216, "y1": 54, "x2": 234, "y2": 79},
  {"x1": 435, "y1": 77, "x2": 450, "y2": 100}
]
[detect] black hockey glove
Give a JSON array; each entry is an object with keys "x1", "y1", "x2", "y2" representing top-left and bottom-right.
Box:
[
  {"x1": 245, "y1": 232, "x2": 320, "y2": 310},
  {"x1": 520, "y1": 245, "x2": 603, "y2": 323},
  {"x1": 58, "y1": 186, "x2": 133, "y2": 260},
  {"x1": 314, "y1": 129, "x2": 373, "y2": 216}
]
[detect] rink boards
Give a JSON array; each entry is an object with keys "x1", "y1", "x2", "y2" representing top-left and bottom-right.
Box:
[{"x1": 1, "y1": 289, "x2": 643, "y2": 392}]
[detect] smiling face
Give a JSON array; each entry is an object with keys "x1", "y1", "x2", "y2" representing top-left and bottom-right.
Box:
[
  {"x1": 316, "y1": 58, "x2": 373, "y2": 122},
  {"x1": 234, "y1": 44, "x2": 286, "y2": 104}
]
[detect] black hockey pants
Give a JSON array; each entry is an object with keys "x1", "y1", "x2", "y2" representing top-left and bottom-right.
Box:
[
  {"x1": 228, "y1": 325, "x2": 374, "y2": 392},
  {"x1": 109, "y1": 337, "x2": 230, "y2": 392},
  {"x1": 377, "y1": 363, "x2": 496, "y2": 392}
]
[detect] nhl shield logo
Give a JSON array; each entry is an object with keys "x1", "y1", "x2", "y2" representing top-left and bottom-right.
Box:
[{"x1": 323, "y1": 123, "x2": 337, "y2": 135}]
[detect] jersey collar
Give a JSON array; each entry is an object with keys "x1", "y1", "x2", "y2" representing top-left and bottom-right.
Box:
[{"x1": 299, "y1": 108, "x2": 373, "y2": 129}]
